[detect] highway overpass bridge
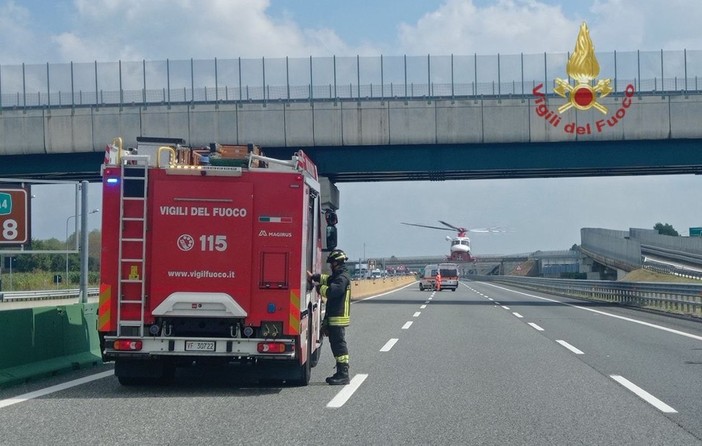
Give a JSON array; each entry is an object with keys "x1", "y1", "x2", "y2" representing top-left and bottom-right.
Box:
[{"x1": 2, "y1": 50, "x2": 702, "y2": 182}]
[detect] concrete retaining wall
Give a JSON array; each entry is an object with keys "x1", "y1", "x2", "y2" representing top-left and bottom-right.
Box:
[
  {"x1": 580, "y1": 228, "x2": 642, "y2": 267},
  {"x1": 630, "y1": 228, "x2": 702, "y2": 255}
]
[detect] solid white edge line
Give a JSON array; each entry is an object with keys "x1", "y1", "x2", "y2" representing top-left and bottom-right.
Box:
[
  {"x1": 327, "y1": 374, "x2": 369, "y2": 408},
  {"x1": 0, "y1": 370, "x2": 114, "y2": 410},
  {"x1": 528, "y1": 322, "x2": 544, "y2": 331},
  {"x1": 556, "y1": 339, "x2": 584, "y2": 355},
  {"x1": 401, "y1": 321, "x2": 413, "y2": 329},
  {"x1": 512, "y1": 312, "x2": 523, "y2": 318},
  {"x1": 483, "y1": 283, "x2": 702, "y2": 341},
  {"x1": 610, "y1": 375, "x2": 677, "y2": 413},
  {"x1": 413, "y1": 311, "x2": 421, "y2": 317},
  {"x1": 380, "y1": 338, "x2": 399, "y2": 352}
]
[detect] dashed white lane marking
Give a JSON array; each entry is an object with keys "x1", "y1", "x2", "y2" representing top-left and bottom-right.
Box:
[
  {"x1": 327, "y1": 374, "x2": 369, "y2": 408},
  {"x1": 380, "y1": 338, "x2": 399, "y2": 352},
  {"x1": 528, "y1": 322, "x2": 544, "y2": 331},
  {"x1": 420, "y1": 304, "x2": 427, "y2": 309},
  {"x1": 487, "y1": 297, "x2": 494, "y2": 301},
  {"x1": 512, "y1": 312, "x2": 524, "y2": 318},
  {"x1": 413, "y1": 311, "x2": 421, "y2": 317},
  {"x1": 482, "y1": 283, "x2": 702, "y2": 342},
  {"x1": 0, "y1": 370, "x2": 114, "y2": 410},
  {"x1": 402, "y1": 321, "x2": 413, "y2": 329},
  {"x1": 556, "y1": 339, "x2": 584, "y2": 355},
  {"x1": 610, "y1": 375, "x2": 677, "y2": 413},
  {"x1": 501, "y1": 305, "x2": 510, "y2": 310}
]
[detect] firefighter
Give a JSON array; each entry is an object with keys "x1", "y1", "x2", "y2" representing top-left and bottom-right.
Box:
[
  {"x1": 308, "y1": 249, "x2": 351, "y2": 385},
  {"x1": 435, "y1": 270, "x2": 442, "y2": 291}
]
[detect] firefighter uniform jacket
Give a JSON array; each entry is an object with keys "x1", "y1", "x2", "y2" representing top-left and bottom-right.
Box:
[{"x1": 317, "y1": 266, "x2": 351, "y2": 327}]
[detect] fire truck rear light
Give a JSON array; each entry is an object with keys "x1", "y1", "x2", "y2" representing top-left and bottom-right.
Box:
[
  {"x1": 257, "y1": 342, "x2": 287, "y2": 353},
  {"x1": 113, "y1": 340, "x2": 143, "y2": 351}
]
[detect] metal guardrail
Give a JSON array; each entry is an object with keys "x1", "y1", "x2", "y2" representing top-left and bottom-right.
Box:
[
  {"x1": 0, "y1": 288, "x2": 99, "y2": 302},
  {"x1": 642, "y1": 262, "x2": 702, "y2": 281},
  {"x1": 470, "y1": 275, "x2": 702, "y2": 317},
  {"x1": 641, "y1": 244, "x2": 702, "y2": 278}
]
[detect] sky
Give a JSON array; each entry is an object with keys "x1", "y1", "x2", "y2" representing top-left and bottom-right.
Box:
[{"x1": 6, "y1": 0, "x2": 702, "y2": 261}]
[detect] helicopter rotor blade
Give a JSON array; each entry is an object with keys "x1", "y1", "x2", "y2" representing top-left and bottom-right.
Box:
[
  {"x1": 438, "y1": 220, "x2": 461, "y2": 231},
  {"x1": 438, "y1": 220, "x2": 469, "y2": 233},
  {"x1": 401, "y1": 222, "x2": 455, "y2": 232},
  {"x1": 471, "y1": 226, "x2": 509, "y2": 233}
]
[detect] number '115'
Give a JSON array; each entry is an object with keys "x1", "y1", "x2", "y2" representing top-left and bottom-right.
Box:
[{"x1": 200, "y1": 235, "x2": 227, "y2": 251}]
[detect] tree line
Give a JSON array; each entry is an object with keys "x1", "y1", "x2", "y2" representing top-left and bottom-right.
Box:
[{"x1": 1, "y1": 230, "x2": 101, "y2": 274}]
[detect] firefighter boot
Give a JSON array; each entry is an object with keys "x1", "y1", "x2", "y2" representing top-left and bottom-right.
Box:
[{"x1": 326, "y1": 363, "x2": 350, "y2": 385}]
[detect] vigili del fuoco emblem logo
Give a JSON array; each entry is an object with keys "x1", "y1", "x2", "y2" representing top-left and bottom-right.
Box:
[{"x1": 532, "y1": 22, "x2": 636, "y2": 134}]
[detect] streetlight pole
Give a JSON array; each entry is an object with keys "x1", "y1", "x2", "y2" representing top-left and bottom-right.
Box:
[{"x1": 65, "y1": 209, "x2": 99, "y2": 285}]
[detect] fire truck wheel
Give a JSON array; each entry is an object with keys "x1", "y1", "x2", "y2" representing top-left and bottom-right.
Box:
[{"x1": 288, "y1": 325, "x2": 312, "y2": 386}]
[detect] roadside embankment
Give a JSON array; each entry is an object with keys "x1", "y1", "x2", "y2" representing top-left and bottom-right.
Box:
[{"x1": 350, "y1": 276, "x2": 417, "y2": 299}]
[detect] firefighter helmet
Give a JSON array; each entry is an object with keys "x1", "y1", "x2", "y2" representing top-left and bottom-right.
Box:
[{"x1": 326, "y1": 249, "x2": 348, "y2": 264}]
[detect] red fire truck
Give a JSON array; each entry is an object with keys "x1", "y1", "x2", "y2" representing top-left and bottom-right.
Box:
[{"x1": 98, "y1": 137, "x2": 334, "y2": 386}]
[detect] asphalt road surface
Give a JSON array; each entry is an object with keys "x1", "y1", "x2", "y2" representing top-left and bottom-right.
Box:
[{"x1": 1, "y1": 280, "x2": 700, "y2": 445}]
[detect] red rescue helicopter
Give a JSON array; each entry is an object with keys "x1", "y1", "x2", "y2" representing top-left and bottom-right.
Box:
[{"x1": 401, "y1": 221, "x2": 505, "y2": 262}]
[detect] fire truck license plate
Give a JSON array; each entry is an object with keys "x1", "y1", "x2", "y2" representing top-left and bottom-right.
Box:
[{"x1": 185, "y1": 341, "x2": 216, "y2": 352}]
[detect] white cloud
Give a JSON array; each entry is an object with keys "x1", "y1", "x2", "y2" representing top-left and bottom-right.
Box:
[
  {"x1": 49, "y1": 0, "x2": 358, "y2": 62},
  {"x1": 6, "y1": 0, "x2": 702, "y2": 64},
  {"x1": 397, "y1": 0, "x2": 578, "y2": 56},
  {"x1": 590, "y1": 0, "x2": 702, "y2": 50},
  {"x1": 0, "y1": 1, "x2": 46, "y2": 63}
]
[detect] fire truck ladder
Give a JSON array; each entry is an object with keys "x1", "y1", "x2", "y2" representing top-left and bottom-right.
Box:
[{"x1": 116, "y1": 155, "x2": 150, "y2": 337}]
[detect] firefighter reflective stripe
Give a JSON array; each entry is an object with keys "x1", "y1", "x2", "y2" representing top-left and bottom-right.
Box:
[
  {"x1": 320, "y1": 274, "x2": 330, "y2": 285},
  {"x1": 335, "y1": 354, "x2": 349, "y2": 364},
  {"x1": 327, "y1": 285, "x2": 351, "y2": 326},
  {"x1": 289, "y1": 289, "x2": 300, "y2": 335},
  {"x1": 98, "y1": 283, "x2": 112, "y2": 331}
]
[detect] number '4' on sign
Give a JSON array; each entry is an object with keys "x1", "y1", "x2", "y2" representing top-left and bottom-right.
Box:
[{"x1": 0, "y1": 193, "x2": 11, "y2": 215}]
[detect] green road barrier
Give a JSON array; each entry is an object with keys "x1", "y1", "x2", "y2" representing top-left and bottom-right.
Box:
[{"x1": 0, "y1": 303, "x2": 102, "y2": 388}]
